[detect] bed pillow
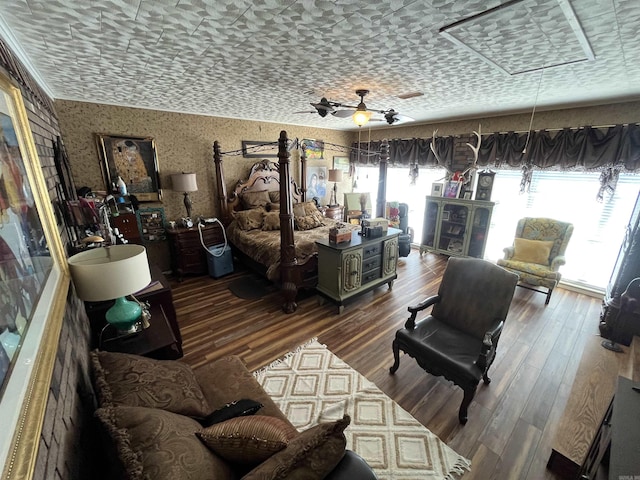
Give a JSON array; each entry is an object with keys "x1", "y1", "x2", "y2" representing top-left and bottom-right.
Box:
[
  {"x1": 242, "y1": 415, "x2": 349, "y2": 480},
  {"x1": 95, "y1": 405, "x2": 234, "y2": 480},
  {"x1": 262, "y1": 211, "x2": 280, "y2": 231},
  {"x1": 293, "y1": 201, "x2": 319, "y2": 218},
  {"x1": 268, "y1": 191, "x2": 280, "y2": 203},
  {"x1": 295, "y1": 214, "x2": 324, "y2": 231},
  {"x1": 512, "y1": 238, "x2": 554, "y2": 265},
  {"x1": 235, "y1": 207, "x2": 265, "y2": 230},
  {"x1": 267, "y1": 202, "x2": 280, "y2": 211},
  {"x1": 241, "y1": 190, "x2": 271, "y2": 210},
  {"x1": 90, "y1": 350, "x2": 210, "y2": 417},
  {"x1": 196, "y1": 415, "x2": 298, "y2": 465}
]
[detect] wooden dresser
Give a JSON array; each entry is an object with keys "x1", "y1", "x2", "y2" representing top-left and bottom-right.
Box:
[
  {"x1": 547, "y1": 335, "x2": 639, "y2": 478},
  {"x1": 167, "y1": 224, "x2": 224, "y2": 280},
  {"x1": 316, "y1": 228, "x2": 400, "y2": 313}
]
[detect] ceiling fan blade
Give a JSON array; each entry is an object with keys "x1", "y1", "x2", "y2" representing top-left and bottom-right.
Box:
[
  {"x1": 331, "y1": 109, "x2": 354, "y2": 118},
  {"x1": 292, "y1": 110, "x2": 317, "y2": 114}
]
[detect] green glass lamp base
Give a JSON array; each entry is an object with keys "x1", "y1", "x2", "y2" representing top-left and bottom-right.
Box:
[{"x1": 106, "y1": 296, "x2": 142, "y2": 334}]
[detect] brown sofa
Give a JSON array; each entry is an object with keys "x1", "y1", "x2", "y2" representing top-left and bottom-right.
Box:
[{"x1": 90, "y1": 350, "x2": 377, "y2": 479}]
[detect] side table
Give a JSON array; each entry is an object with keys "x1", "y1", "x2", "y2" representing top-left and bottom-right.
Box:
[
  {"x1": 100, "y1": 303, "x2": 181, "y2": 360},
  {"x1": 167, "y1": 224, "x2": 224, "y2": 280}
]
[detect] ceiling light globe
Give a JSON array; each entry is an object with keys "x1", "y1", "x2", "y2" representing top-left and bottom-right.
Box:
[{"x1": 352, "y1": 110, "x2": 372, "y2": 127}]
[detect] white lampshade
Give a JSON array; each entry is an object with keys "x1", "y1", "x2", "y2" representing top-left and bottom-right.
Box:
[
  {"x1": 68, "y1": 245, "x2": 151, "y2": 302},
  {"x1": 172, "y1": 172, "x2": 198, "y2": 192},
  {"x1": 328, "y1": 169, "x2": 343, "y2": 182}
]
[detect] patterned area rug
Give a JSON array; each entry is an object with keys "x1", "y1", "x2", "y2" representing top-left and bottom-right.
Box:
[{"x1": 254, "y1": 339, "x2": 471, "y2": 480}]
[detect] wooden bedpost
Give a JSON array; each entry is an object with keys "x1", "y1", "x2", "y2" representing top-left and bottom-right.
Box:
[
  {"x1": 300, "y1": 142, "x2": 307, "y2": 202},
  {"x1": 213, "y1": 141, "x2": 231, "y2": 225},
  {"x1": 376, "y1": 139, "x2": 389, "y2": 218},
  {"x1": 278, "y1": 130, "x2": 298, "y2": 313}
]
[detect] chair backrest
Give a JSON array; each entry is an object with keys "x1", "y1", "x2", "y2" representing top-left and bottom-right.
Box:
[
  {"x1": 386, "y1": 201, "x2": 409, "y2": 233},
  {"x1": 432, "y1": 257, "x2": 519, "y2": 340},
  {"x1": 515, "y1": 217, "x2": 573, "y2": 262}
]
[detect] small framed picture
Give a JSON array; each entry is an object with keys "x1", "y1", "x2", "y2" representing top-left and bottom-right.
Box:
[
  {"x1": 442, "y1": 211, "x2": 450, "y2": 221},
  {"x1": 463, "y1": 191, "x2": 473, "y2": 199},
  {"x1": 444, "y1": 181, "x2": 461, "y2": 198},
  {"x1": 431, "y1": 182, "x2": 444, "y2": 196}
]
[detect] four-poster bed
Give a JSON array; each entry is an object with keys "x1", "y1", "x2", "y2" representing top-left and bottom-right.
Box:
[{"x1": 213, "y1": 130, "x2": 360, "y2": 313}]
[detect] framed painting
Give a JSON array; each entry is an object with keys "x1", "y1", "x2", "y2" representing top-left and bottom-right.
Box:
[
  {"x1": 302, "y1": 138, "x2": 324, "y2": 159},
  {"x1": 96, "y1": 134, "x2": 162, "y2": 202},
  {"x1": 333, "y1": 156, "x2": 350, "y2": 175},
  {"x1": 444, "y1": 180, "x2": 462, "y2": 198},
  {"x1": 241, "y1": 140, "x2": 279, "y2": 158},
  {"x1": 0, "y1": 74, "x2": 68, "y2": 478},
  {"x1": 306, "y1": 166, "x2": 329, "y2": 205}
]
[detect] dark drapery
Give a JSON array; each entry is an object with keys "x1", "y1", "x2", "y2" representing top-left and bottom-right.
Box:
[
  {"x1": 478, "y1": 124, "x2": 640, "y2": 171},
  {"x1": 350, "y1": 136, "x2": 455, "y2": 168}
]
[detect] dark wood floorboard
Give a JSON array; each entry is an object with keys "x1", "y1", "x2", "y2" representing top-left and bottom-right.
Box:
[{"x1": 170, "y1": 249, "x2": 603, "y2": 480}]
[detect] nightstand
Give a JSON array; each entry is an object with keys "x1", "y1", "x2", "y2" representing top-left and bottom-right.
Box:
[
  {"x1": 167, "y1": 224, "x2": 224, "y2": 280},
  {"x1": 99, "y1": 303, "x2": 181, "y2": 360}
]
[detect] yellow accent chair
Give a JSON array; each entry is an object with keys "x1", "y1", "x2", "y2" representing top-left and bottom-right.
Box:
[{"x1": 497, "y1": 217, "x2": 574, "y2": 305}]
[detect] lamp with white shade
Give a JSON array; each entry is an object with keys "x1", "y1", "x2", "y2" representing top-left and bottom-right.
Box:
[
  {"x1": 328, "y1": 169, "x2": 343, "y2": 207},
  {"x1": 172, "y1": 172, "x2": 198, "y2": 219},
  {"x1": 68, "y1": 244, "x2": 152, "y2": 334}
]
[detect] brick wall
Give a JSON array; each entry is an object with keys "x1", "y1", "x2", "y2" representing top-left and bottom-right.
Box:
[{"x1": 0, "y1": 37, "x2": 96, "y2": 479}]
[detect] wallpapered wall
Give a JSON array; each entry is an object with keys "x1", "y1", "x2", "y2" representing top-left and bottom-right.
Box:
[
  {"x1": 55, "y1": 98, "x2": 640, "y2": 268},
  {"x1": 55, "y1": 100, "x2": 353, "y2": 223}
]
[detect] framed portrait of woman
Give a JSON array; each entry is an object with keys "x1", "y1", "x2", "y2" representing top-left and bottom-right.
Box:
[{"x1": 306, "y1": 166, "x2": 328, "y2": 205}]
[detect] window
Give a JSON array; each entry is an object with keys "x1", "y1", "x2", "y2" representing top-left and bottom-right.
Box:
[
  {"x1": 485, "y1": 170, "x2": 640, "y2": 291},
  {"x1": 354, "y1": 164, "x2": 639, "y2": 292},
  {"x1": 352, "y1": 165, "x2": 448, "y2": 237}
]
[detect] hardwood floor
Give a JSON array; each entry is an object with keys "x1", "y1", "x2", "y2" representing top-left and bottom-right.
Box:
[{"x1": 170, "y1": 249, "x2": 604, "y2": 480}]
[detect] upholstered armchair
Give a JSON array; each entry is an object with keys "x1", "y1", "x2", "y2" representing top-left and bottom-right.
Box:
[
  {"x1": 389, "y1": 257, "x2": 518, "y2": 424},
  {"x1": 497, "y1": 217, "x2": 573, "y2": 305},
  {"x1": 386, "y1": 201, "x2": 414, "y2": 257}
]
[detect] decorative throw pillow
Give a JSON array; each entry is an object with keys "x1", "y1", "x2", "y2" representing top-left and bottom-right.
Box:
[
  {"x1": 198, "y1": 399, "x2": 264, "y2": 428},
  {"x1": 242, "y1": 415, "x2": 350, "y2": 480},
  {"x1": 241, "y1": 190, "x2": 271, "y2": 210},
  {"x1": 95, "y1": 405, "x2": 234, "y2": 480},
  {"x1": 302, "y1": 201, "x2": 320, "y2": 216},
  {"x1": 268, "y1": 191, "x2": 280, "y2": 203},
  {"x1": 267, "y1": 202, "x2": 280, "y2": 211},
  {"x1": 262, "y1": 211, "x2": 280, "y2": 231},
  {"x1": 197, "y1": 415, "x2": 298, "y2": 465},
  {"x1": 512, "y1": 238, "x2": 554, "y2": 265},
  {"x1": 295, "y1": 214, "x2": 324, "y2": 231},
  {"x1": 90, "y1": 350, "x2": 210, "y2": 417},
  {"x1": 235, "y1": 207, "x2": 265, "y2": 231},
  {"x1": 292, "y1": 203, "x2": 307, "y2": 218}
]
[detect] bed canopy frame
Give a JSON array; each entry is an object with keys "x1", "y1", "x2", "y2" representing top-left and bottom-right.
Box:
[{"x1": 213, "y1": 130, "x2": 388, "y2": 313}]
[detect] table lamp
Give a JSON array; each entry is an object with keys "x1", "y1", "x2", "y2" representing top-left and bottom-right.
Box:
[
  {"x1": 328, "y1": 169, "x2": 343, "y2": 207},
  {"x1": 68, "y1": 245, "x2": 152, "y2": 334},
  {"x1": 172, "y1": 172, "x2": 198, "y2": 219}
]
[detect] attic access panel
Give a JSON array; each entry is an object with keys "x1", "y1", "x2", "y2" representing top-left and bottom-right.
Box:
[{"x1": 440, "y1": 0, "x2": 595, "y2": 75}]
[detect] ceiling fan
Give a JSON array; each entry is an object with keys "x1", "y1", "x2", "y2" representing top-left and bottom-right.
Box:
[{"x1": 295, "y1": 89, "x2": 414, "y2": 125}]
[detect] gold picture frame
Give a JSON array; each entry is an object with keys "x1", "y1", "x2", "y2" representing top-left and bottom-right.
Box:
[{"x1": 0, "y1": 73, "x2": 68, "y2": 479}]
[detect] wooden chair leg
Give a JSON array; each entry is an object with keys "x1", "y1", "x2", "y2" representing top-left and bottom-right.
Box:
[
  {"x1": 459, "y1": 386, "x2": 477, "y2": 425},
  {"x1": 389, "y1": 340, "x2": 400, "y2": 374}
]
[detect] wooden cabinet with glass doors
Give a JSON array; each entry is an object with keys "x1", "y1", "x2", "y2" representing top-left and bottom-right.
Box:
[{"x1": 420, "y1": 196, "x2": 495, "y2": 258}]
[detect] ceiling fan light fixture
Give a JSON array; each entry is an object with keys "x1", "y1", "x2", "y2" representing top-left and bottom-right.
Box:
[{"x1": 352, "y1": 107, "x2": 371, "y2": 127}]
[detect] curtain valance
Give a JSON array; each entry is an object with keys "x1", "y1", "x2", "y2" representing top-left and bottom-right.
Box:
[
  {"x1": 478, "y1": 124, "x2": 640, "y2": 171},
  {"x1": 350, "y1": 136, "x2": 455, "y2": 167}
]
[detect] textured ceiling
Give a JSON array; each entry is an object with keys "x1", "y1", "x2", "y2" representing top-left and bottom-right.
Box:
[{"x1": 0, "y1": 0, "x2": 638, "y2": 130}]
